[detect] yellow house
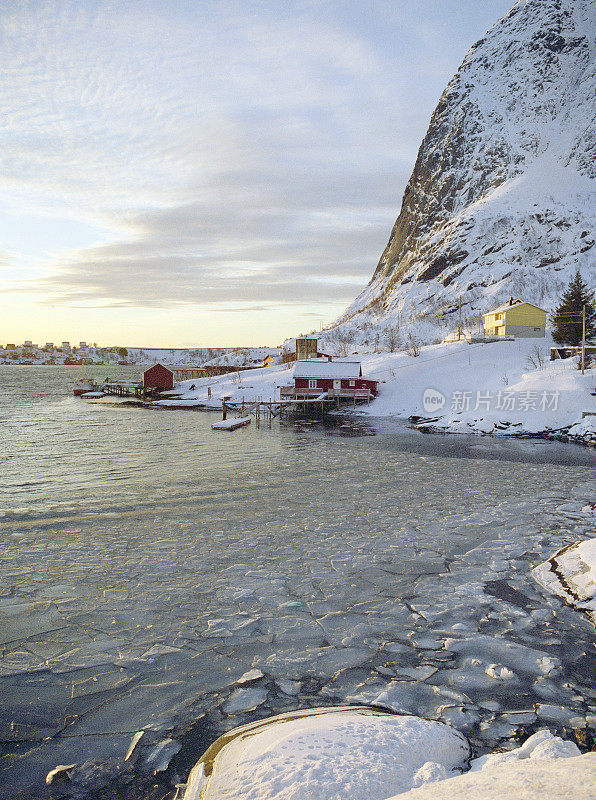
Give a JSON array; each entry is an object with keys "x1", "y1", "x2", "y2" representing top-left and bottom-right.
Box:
[
  {"x1": 295, "y1": 337, "x2": 318, "y2": 360},
  {"x1": 483, "y1": 298, "x2": 546, "y2": 338},
  {"x1": 262, "y1": 354, "x2": 277, "y2": 367}
]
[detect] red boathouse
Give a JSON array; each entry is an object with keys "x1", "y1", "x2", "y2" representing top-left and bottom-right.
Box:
[
  {"x1": 289, "y1": 359, "x2": 378, "y2": 399},
  {"x1": 143, "y1": 363, "x2": 174, "y2": 391}
]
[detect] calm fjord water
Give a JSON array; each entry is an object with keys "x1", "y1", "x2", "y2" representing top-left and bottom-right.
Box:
[{"x1": 0, "y1": 366, "x2": 594, "y2": 798}]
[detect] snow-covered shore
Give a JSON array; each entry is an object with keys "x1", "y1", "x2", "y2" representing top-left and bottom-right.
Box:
[{"x1": 155, "y1": 337, "x2": 595, "y2": 446}]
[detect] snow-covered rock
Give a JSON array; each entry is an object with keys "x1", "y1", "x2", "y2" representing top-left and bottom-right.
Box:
[
  {"x1": 533, "y1": 538, "x2": 596, "y2": 623},
  {"x1": 468, "y1": 729, "x2": 580, "y2": 771},
  {"x1": 183, "y1": 706, "x2": 470, "y2": 800},
  {"x1": 329, "y1": 0, "x2": 595, "y2": 346},
  {"x1": 182, "y1": 714, "x2": 592, "y2": 800},
  {"x1": 387, "y1": 752, "x2": 595, "y2": 800}
]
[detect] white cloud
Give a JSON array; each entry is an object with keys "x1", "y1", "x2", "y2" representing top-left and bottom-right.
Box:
[{"x1": 0, "y1": 0, "x2": 514, "y2": 316}]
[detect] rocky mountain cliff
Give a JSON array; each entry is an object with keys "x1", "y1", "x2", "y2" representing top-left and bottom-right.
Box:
[{"x1": 332, "y1": 0, "x2": 595, "y2": 345}]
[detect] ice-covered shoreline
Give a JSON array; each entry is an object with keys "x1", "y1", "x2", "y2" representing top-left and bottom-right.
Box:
[{"x1": 155, "y1": 337, "x2": 595, "y2": 447}]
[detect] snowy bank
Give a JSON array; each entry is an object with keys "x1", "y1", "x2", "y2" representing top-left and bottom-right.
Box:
[
  {"x1": 358, "y1": 339, "x2": 595, "y2": 445},
  {"x1": 183, "y1": 706, "x2": 470, "y2": 800},
  {"x1": 153, "y1": 338, "x2": 595, "y2": 445},
  {"x1": 414, "y1": 362, "x2": 595, "y2": 444}
]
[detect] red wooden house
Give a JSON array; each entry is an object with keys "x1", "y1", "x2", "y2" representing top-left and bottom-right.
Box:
[
  {"x1": 286, "y1": 359, "x2": 378, "y2": 401},
  {"x1": 143, "y1": 363, "x2": 174, "y2": 391}
]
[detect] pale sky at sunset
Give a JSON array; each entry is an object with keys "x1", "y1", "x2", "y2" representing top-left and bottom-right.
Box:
[{"x1": 1, "y1": 0, "x2": 513, "y2": 347}]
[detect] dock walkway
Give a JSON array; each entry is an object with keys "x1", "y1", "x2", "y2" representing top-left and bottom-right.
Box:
[
  {"x1": 101, "y1": 381, "x2": 162, "y2": 400},
  {"x1": 220, "y1": 388, "x2": 373, "y2": 424}
]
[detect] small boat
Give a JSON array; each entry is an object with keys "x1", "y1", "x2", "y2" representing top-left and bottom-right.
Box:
[
  {"x1": 212, "y1": 416, "x2": 252, "y2": 431},
  {"x1": 73, "y1": 378, "x2": 97, "y2": 396}
]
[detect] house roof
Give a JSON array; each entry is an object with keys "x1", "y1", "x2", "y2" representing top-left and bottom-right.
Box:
[
  {"x1": 144, "y1": 362, "x2": 173, "y2": 374},
  {"x1": 293, "y1": 359, "x2": 362, "y2": 379},
  {"x1": 483, "y1": 299, "x2": 546, "y2": 317}
]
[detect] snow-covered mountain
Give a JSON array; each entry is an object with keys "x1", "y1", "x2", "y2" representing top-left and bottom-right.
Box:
[{"x1": 331, "y1": 0, "x2": 595, "y2": 348}]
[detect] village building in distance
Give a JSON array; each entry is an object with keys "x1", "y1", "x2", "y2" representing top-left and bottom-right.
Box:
[{"x1": 483, "y1": 298, "x2": 547, "y2": 338}]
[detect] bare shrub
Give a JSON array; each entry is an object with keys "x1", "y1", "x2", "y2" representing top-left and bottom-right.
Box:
[
  {"x1": 525, "y1": 345, "x2": 545, "y2": 370},
  {"x1": 406, "y1": 334, "x2": 421, "y2": 357},
  {"x1": 335, "y1": 329, "x2": 351, "y2": 358},
  {"x1": 384, "y1": 327, "x2": 402, "y2": 352}
]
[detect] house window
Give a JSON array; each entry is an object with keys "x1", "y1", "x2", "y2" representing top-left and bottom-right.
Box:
[
  {"x1": 349, "y1": 380, "x2": 356, "y2": 387},
  {"x1": 308, "y1": 379, "x2": 317, "y2": 389}
]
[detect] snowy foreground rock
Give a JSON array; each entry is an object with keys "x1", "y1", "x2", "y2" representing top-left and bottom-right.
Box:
[
  {"x1": 390, "y1": 752, "x2": 595, "y2": 800},
  {"x1": 182, "y1": 707, "x2": 594, "y2": 800},
  {"x1": 183, "y1": 706, "x2": 470, "y2": 800},
  {"x1": 534, "y1": 537, "x2": 596, "y2": 623}
]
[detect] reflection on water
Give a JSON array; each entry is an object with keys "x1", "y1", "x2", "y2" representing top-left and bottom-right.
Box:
[{"x1": 1, "y1": 367, "x2": 593, "y2": 525}]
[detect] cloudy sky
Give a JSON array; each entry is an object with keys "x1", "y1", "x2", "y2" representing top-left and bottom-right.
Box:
[{"x1": 1, "y1": 0, "x2": 513, "y2": 347}]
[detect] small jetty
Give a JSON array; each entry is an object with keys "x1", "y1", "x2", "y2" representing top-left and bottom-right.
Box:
[
  {"x1": 102, "y1": 381, "x2": 147, "y2": 398},
  {"x1": 77, "y1": 364, "x2": 197, "y2": 401},
  {"x1": 212, "y1": 416, "x2": 252, "y2": 431}
]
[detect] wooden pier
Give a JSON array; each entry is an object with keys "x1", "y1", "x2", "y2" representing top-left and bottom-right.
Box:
[
  {"x1": 219, "y1": 387, "x2": 373, "y2": 426},
  {"x1": 101, "y1": 381, "x2": 164, "y2": 400}
]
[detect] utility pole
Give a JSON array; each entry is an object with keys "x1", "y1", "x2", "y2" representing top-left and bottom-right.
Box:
[
  {"x1": 581, "y1": 304, "x2": 586, "y2": 375},
  {"x1": 557, "y1": 309, "x2": 587, "y2": 372},
  {"x1": 458, "y1": 297, "x2": 462, "y2": 341}
]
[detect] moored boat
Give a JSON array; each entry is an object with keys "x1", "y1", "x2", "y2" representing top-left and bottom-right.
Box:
[{"x1": 73, "y1": 378, "x2": 97, "y2": 396}]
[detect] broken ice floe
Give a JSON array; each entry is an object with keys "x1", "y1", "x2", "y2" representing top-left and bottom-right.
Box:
[
  {"x1": 124, "y1": 730, "x2": 144, "y2": 761},
  {"x1": 223, "y1": 687, "x2": 269, "y2": 714},
  {"x1": 143, "y1": 738, "x2": 181, "y2": 773},
  {"x1": 45, "y1": 764, "x2": 76, "y2": 785}
]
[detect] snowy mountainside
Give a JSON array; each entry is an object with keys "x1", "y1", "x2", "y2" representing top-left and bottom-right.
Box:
[
  {"x1": 330, "y1": 0, "x2": 595, "y2": 349},
  {"x1": 125, "y1": 347, "x2": 227, "y2": 365},
  {"x1": 202, "y1": 347, "x2": 282, "y2": 368},
  {"x1": 114, "y1": 347, "x2": 280, "y2": 366}
]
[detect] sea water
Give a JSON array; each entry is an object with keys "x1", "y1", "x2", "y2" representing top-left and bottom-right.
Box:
[{"x1": 0, "y1": 366, "x2": 594, "y2": 798}]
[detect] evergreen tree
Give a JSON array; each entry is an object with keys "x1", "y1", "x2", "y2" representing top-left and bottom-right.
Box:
[{"x1": 551, "y1": 271, "x2": 596, "y2": 346}]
